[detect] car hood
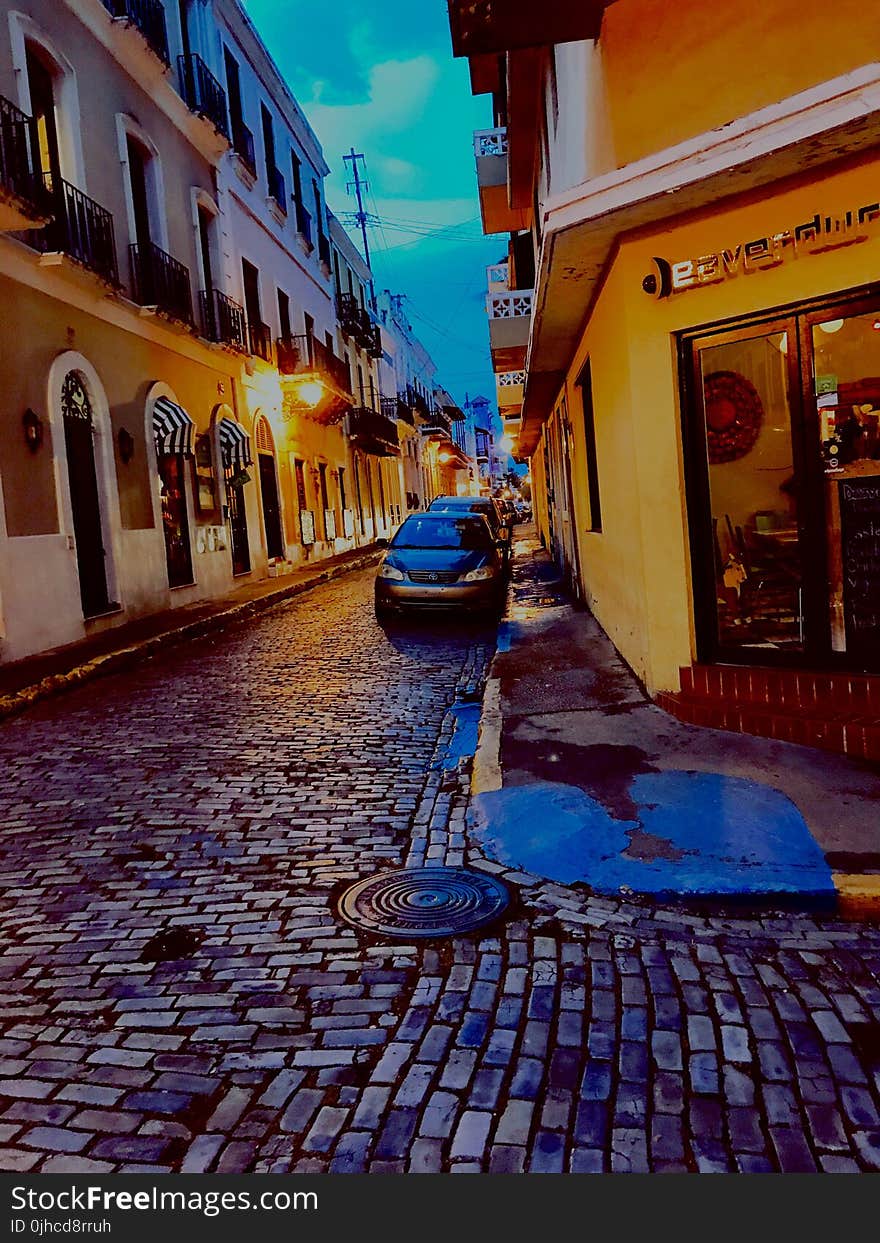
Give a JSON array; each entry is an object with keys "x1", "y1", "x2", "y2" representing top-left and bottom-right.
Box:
[{"x1": 389, "y1": 548, "x2": 490, "y2": 574}]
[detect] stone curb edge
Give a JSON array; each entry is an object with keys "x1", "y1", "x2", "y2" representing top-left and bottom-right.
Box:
[{"x1": 0, "y1": 550, "x2": 383, "y2": 723}]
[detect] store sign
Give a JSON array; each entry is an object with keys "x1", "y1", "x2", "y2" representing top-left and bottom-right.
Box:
[{"x1": 642, "y1": 202, "x2": 880, "y2": 298}]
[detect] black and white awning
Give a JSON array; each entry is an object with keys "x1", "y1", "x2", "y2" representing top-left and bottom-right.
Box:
[
  {"x1": 153, "y1": 397, "x2": 195, "y2": 457},
  {"x1": 218, "y1": 417, "x2": 253, "y2": 472}
]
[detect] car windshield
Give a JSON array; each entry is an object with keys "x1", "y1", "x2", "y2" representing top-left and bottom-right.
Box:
[
  {"x1": 391, "y1": 517, "x2": 492, "y2": 550},
  {"x1": 432, "y1": 502, "x2": 498, "y2": 527}
]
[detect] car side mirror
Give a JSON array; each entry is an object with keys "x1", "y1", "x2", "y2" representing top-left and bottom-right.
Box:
[{"x1": 376, "y1": 537, "x2": 389, "y2": 548}]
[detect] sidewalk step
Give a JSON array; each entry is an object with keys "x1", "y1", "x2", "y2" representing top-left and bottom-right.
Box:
[{"x1": 657, "y1": 687, "x2": 880, "y2": 762}]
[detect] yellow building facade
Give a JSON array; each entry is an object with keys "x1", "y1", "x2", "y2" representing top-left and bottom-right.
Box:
[{"x1": 451, "y1": 0, "x2": 880, "y2": 757}]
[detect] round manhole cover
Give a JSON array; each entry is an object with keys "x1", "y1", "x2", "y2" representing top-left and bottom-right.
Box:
[{"x1": 338, "y1": 867, "x2": 510, "y2": 939}]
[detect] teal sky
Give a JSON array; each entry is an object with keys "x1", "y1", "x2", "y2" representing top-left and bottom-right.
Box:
[{"x1": 242, "y1": 0, "x2": 503, "y2": 409}]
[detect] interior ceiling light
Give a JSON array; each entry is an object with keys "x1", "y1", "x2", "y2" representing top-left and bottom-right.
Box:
[{"x1": 818, "y1": 318, "x2": 845, "y2": 334}]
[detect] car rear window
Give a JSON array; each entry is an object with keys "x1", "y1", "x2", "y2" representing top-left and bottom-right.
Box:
[{"x1": 391, "y1": 516, "x2": 493, "y2": 550}]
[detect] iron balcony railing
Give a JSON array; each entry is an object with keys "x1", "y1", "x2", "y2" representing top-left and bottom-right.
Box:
[
  {"x1": 395, "y1": 394, "x2": 415, "y2": 426},
  {"x1": 419, "y1": 408, "x2": 453, "y2": 438},
  {"x1": 31, "y1": 176, "x2": 118, "y2": 285},
  {"x1": 102, "y1": 0, "x2": 170, "y2": 66},
  {"x1": 200, "y1": 288, "x2": 247, "y2": 350},
  {"x1": 277, "y1": 332, "x2": 352, "y2": 394},
  {"x1": 348, "y1": 405, "x2": 400, "y2": 454},
  {"x1": 311, "y1": 333, "x2": 352, "y2": 393},
  {"x1": 295, "y1": 201, "x2": 312, "y2": 245},
  {"x1": 355, "y1": 306, "x2": 374, "y2": 350},
  {"x1": 276, "y1": 333, "x2": 303, "y2": 375},
  {"x1": 130, "y1": 240, "x2": 193, "y2": 324},
  {"x1": 248, "y1": 320, "x2": 273, "y2": 362},
  {"x1": 407, "y1": 386, "x2": 430, "y2": 418},
  {"x1": 0, "y1": 94, "x2": 48, "y2": 216},
  {"x1": 337, "y1": 292, "x2": 361, "y2": 338},
  {"x1": 267, "y1": 163, "x2": 286, "y2": 211},
  {"x1": 178, "y1": 53, "x2": 229, "y2": 139},
  {"x1": 366, "y1": 323, "x2": 383, "y2": 360},
  {"x1": 231, "y1": 119, "x2": 256, "y2": 177},
  {"x1": 381, "y1": 396, "x2": 413, "y2": 427}
]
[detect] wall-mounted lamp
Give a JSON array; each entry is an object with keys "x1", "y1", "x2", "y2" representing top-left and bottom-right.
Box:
[
  {"x1": 22, "y1": 408, "x2": 44, "y2": 453},
  {"x1": 118, "y1": 427, "x2": 135, "y2": 464}
]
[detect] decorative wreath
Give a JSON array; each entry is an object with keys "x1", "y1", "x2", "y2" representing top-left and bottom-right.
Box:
[{"x1": 704, "y1": 370, "x2": 764, "y2": 464}]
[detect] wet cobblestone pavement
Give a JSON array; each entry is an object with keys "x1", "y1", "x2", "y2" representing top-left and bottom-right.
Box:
[{"x1": 1, "y1": 565, "x2": 880, "y2": 1173}]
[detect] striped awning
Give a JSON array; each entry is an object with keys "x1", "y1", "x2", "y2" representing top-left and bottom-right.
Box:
[
  {"x1": 218, "y1": 417, "x2": 253, "y2": 472},
  {"x1": 153, "y1": 397, "x2": 195, "y2": 457}
]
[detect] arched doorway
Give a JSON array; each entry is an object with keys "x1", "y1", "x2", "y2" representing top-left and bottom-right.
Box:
[
  {"x1": 255, "y1": 417, "x2": 284, "y2": 560},
  {"x1": 60, "y1": 370, "x2": 111, "y2": 616},
  {"x1": 151, "y1": 395, "x2": 196, "y2": 589},
  {"x1": 218, "y1": 415, "x2": 252, "y2": 576}
]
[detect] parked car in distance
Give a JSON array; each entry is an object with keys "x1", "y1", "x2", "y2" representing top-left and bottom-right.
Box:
[
  {"x1": 498, "y1": 498, "x2": 519, "y2": 526},
  {"x1": 374, "y1": 512, "x2": 506, "y2": 618},
  {"x1": 428, "y1": 495, "x2": 511, "y2": 558}
]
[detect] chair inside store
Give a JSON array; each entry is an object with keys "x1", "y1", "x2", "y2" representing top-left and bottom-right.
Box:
[{"x1": 713, "y1": 509, "x2": 802, "y2": 648}]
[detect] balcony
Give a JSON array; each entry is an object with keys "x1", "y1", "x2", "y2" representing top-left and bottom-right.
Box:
[
  {"x1": 30, "y1": 177, "x2": 118, "y2": 286},
  {"x1": 487, "y1": 288, "x2": 533, "y2": 371},
  {"x1": 248, "y1": 320, "x2": 273, "y2": 362},
  {"x1": 392, "y1": 395, "x2": 414, "y2": 427},
  {"x1": 199, "y1": 288, "x2": 247, "y2": 351},
  {"x1": 448, "y1": 1, "x2": 608, "y2": 56},
  {"x1": 0, "y1": 95, "x2": 51, "y2": 231},
  {"x1": 130, "y1": 241, "x2": 193, "y2": 325},
  {"x1": 102, "y1": 0, "x2": 170, "y2": 67},
  {"x1": 178, "y1": 54, "x2": 229, "y2": 140},
  {"x1": 231, "y1": 119, "x2": 256, "y2": 180},
  {"x1": 277, "y1": 332, "x2": 354, "y2": 424},
  {"x1": 419, "y1": 408, "x2": 453, "y2": 439},
  {"x1": 267, "y1": 164, "x2": 287, "y2": 214},
  {"x1": 366, "y1": 323, "x2": 383, "y2": 360},
  {"x1": 407, "y1": 386, "x2": 430, "y2": 419},
  {"x1": 337, "y1": 292, "x2": 361, "y2": 339},
  {"x1": 474, "y1": 128, "x2": 530, "y2": 235},
  {"x1": 347, "y1": 406, "x2": 400, "y2": 457},
  {"x1": 496, "y1": 369, "x2": 525, "y2": 412}
]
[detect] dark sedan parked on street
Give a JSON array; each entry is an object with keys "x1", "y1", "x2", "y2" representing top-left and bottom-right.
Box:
[{"x1": 374, "y1": 512, "x2": 506, "y2": 617}]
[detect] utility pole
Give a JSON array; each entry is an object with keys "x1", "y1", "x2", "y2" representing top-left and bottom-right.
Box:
[{"x1": 344, "y1": 148, "x2": 375, "y2": 307}]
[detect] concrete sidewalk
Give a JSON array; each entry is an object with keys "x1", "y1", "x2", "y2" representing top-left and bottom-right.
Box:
[
  {"x1": 0, "y1": 543, "x2": 382, "y2": 721},
  {"x1": 471, "y1": 530, "x2": 880, "y2": 915}
]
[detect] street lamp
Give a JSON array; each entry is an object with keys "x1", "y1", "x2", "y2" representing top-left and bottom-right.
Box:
[{"x1": 292, "y1": 379, "x2": 325, "y2": 408}]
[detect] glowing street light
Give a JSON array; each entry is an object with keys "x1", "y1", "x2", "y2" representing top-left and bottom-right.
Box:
[{"x1": 293, "y1": 379, "x2": 325, "y2": 408}]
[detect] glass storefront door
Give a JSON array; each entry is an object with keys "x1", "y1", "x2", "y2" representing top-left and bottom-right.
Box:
[
  {"x1": 684, "y1": 293, "x2": 880, "y2": 672},
  {"x1": 807, "y1": 308, "x2": 880, "y2": 663},
  {"x1": 690, "y1": 318, "x2": 807, "y2": 658}
]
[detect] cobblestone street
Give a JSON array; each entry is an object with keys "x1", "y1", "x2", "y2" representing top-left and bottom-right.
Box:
[{"x1": 1, "y1": 565, "x2": 880, "y2": 1174}]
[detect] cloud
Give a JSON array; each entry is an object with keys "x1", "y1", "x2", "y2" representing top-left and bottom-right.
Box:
[
  {"x1": 240, "y1": 1, "x2": 500, "y2": 406},
  {"x1": 243, "y1": 1, "x2": 446, "y2": 104}
]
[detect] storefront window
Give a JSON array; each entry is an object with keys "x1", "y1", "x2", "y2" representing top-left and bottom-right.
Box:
[
  {"x1": 811, "y1": 311, "x2": 880, "y2": 658},
  {"x1": 697, "y1": 328, "x2": 804, "y2": 652}
]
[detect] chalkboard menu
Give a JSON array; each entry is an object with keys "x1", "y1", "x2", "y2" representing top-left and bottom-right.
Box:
[{"x1": 840, "y1": 477, "x2": 880, "y2": 659}]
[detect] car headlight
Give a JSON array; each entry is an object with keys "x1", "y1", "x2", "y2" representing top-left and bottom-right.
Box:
[
  {"x1": 379, "y1": 561, "x2": 405, "y2": 581},
  {"x1": 462, "y1": 565, "x2": 497, "y2": 582}
]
